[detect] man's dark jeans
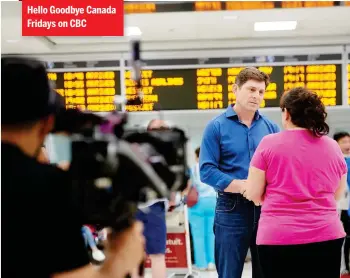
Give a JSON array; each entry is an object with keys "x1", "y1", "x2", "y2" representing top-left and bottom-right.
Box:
[{"x1": 214, "y1": 192, "x2": 263, "y2": 278}]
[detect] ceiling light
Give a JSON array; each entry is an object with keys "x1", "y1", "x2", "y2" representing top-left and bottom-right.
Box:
[
  {"x1": 254, "y1": 21, "x2": 297, "y2": 32},
  {"x1": 125, "y1": 26, "x2": 142, "y2": 36}
]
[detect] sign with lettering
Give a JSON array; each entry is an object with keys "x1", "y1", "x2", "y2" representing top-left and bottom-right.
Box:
[
  {"x1": 123, "y1": 64, "x2": 343, "y2": 112},
  {"x1": 144, "y1": 233, "x2": 188, "y2": 268}
]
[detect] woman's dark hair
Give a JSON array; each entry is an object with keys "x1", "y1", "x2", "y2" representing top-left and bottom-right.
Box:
[{"x1": 280, "y1": 87, "x2": 329, "y2": 137}]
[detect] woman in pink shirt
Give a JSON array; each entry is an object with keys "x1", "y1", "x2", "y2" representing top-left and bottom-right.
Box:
[{"x1": 241, "y1": 87, "x2": 348, "y2": 278}]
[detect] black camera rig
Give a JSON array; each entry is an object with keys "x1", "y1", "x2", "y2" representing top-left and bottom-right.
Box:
[{"x1": 51, "y1": 39, "x2": 189, "y2": 233}]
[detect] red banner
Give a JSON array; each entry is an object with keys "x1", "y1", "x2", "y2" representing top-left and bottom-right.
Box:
[
  {"x1": 22, "y1": 0, "x2": 124, "y2": 36},
  {"x1": 145, "y1": 233, "x2": 188, "y2": 269}
]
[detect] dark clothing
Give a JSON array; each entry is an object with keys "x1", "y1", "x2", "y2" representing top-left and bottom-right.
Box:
[
  {"x1": 2, "y1": 143, "x2": 89, "y2": 278},
  {"x1": 136, "y1": 202, "x2": 167, "y2": 255},
  {"x1": 214, "y1": 192, "x2": 262, "y2": 278},
  {"x1": 341, "y1": 209, "x2": 350, "y2": 271},
  {"x1": 258, "y1": 238, "x2": 344, "y2": 278}
]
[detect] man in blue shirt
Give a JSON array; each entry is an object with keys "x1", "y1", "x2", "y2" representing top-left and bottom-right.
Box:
[{"x1": 199, "y1": 67, "x2": 280, "y2": 278}]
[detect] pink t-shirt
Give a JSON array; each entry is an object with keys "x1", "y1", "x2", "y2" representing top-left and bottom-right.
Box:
[{"x1": 251, "y1": 129, "x2": 347, "y2": 245}]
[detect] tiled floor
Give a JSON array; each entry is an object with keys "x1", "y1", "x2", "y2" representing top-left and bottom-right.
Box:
[
  {"x1": 196, "y1": 262, "x2": 252, "y2": 278},
  {"x1": 145, "y1": 262, "x2": 252, "y2": 277}
]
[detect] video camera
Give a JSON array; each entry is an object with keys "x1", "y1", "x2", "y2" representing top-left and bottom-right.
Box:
[{"x1": 51, "y1": 40, "x2": 189, "y2": 233}]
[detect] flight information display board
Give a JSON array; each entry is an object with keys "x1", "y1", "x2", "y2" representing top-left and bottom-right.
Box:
[
  {"x1": 124, "y1": 1, "x2": 340, "y2": 14},
  {"x1": 125, "y1": 64, "x2": 343, "y2": 112},
  {"x1": 47, "y1": 71, "x2": 121, "y2": 112}
]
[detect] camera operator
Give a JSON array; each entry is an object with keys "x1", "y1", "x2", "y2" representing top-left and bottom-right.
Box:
[{"x1": 2, "y1": 56, "x2": 145, "y2": 278}]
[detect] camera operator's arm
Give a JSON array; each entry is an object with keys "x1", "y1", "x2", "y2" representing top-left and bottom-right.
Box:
[{"x1": 52, "y1": 222, "x2": 145, "y2": 278}]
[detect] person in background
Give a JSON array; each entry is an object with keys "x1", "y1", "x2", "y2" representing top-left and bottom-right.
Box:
[
  {"x1": 242, "y1": 87, "x2": 347, "y2": 278},
  {"x1": 133, "y1": 119, "x2": 169, "y2": 278},
  {"x1": 200, "y1": 67, "x2": 280, "y2": 278},
  {"x1": 335, "y1": 132, "x2": 350, "y2": 157},
  {"x1": 81, "y1": 225, "x2": 106, "y2": 262},
  {"x1": 334, "y1": 132, "x2": 350, "y2": 276},
  {"x1": 188, "y1": 147, "x2": 216, "y2": 271}
]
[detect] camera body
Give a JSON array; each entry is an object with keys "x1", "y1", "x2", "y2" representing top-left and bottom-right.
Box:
[
  {"x1": 56, "y1": 110, "x2": 189, "y2": 231},
  {"x1": 51, "y1": 37, "x2": 189, "y2": 232}
]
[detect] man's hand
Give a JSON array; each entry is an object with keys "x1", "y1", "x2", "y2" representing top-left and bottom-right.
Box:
[
  {"x1": 103, "y1": 221, "x2": 145, "y2": 277},
  {"x1": 224, "y1": 179, "x2": 246, "y2": 193}
]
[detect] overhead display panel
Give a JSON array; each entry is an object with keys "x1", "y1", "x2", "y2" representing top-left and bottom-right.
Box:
[
  {"x1": 140, "y1": 54, "x2": 342, "y2": 66},
  {"x1": 125, "y1": 64, "x2": 343, "y2": 112},
  {"x1": 48, "y1": 70, "x2": 121, "y2": 112},
  {"x1": 46, "y1": 60, "x2": 120, "y2": 70},
  {"x1": 44, "y1": 52, "x2": 344, "y2": 112},
  {"x1": 124, "y1": 1, "x2": 341, "y2": 14}
]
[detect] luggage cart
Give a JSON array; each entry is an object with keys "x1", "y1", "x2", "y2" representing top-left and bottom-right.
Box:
[{"x1": 144, "y1": 205, "x2": 200, "y2": 278}]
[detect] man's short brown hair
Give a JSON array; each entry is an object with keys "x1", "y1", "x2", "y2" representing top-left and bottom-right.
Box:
[{"x1": 235, "y1": 67, "x2": 270, "y2": 88}]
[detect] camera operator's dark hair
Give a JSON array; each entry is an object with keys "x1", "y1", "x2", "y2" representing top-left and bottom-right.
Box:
[
  {"x1": 195, "y1": 147, "x2": 200, "y2": 158},
  {"x1": 333, "y1": 132, "x2": 350, "y2": 142},
  {"x1": 280, "y1": 87, "x2": 329, "y2": 138}
]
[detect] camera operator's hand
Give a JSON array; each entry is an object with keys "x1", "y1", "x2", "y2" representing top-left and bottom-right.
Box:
[{"x1": 102, "y1": 221, "x2": 145, "y2": 277}]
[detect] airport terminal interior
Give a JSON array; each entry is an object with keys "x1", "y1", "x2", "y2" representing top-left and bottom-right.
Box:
[{"x1": 2, "y1": 1, "x2": 350, "y2": 277}]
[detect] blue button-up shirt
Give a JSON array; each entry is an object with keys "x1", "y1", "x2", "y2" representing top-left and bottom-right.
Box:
[
  {"x1": 346, "y1": 157, "x2": 350, "y2": 187},
  {"x1": 344, "y1": 157, "x2": 350, "y2": 217},
  {"x1": 199, "y1": 105, "x2": 280, "y2": 192}
]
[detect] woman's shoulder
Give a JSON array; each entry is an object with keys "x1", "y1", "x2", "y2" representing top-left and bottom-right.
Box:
[
  {"x1": 258, "y1": 131, "x2": 301, "y2": 155},
  {"x1": 260, "y1": 131, "x2": 286, "y2": 145},
  {"x1": 319, "y1": 135, "x2": 344, "y2": 150}
]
